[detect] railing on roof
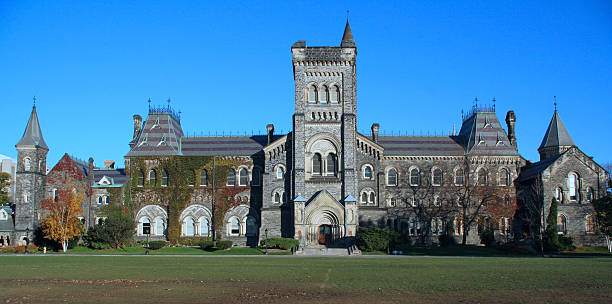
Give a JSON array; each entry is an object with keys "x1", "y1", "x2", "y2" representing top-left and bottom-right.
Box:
[
  {"x1": 182, "y1": 129, "x2": 281, "y2": 138},
  {"x1": 462, "y1": 103, "x2": 496, "y2": 122},
  {"x1": 358, "y1": 130, "x2": 457, "y2": 137},
  {"x1": 149, "y1": 105, "x2": 181, "y2": 121}
]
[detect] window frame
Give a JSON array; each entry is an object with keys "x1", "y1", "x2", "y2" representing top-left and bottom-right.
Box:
[
  {"x1": 226, "y1": 169, "x2": 236, "y2": 186},
  {"x1": 386, "y1": 168, "x2": 398, "y2": 186},
  {"x1": 432, "y1": 168, "x2": 442, "y2": 186}
]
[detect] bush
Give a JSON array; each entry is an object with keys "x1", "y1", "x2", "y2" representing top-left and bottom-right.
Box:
[
  {"x1": 559, "y1": 235, "x2": 576, "y2": 251},
  {"x1": 89, "y1": 241, "x2": 112, "y2": 250},
  {"x1": 85, "y1": 209, "x2": 136, "y2": 249},
  {"x1": 480, "y1": 229, "x2": 496, "y2": 247},
  {"x1": 199, "y1": 240, "x2": 215, "y2": 251},
  {"x1": 356, "y1": 227, "x2": 401, "y2": 252},
  {"x1": 179, "y1": 237, "x2": 212, "y2": 246},
  {"x1": 147, "y1": 241, "x2": 167, "y2": 250},
  {"x1": 216, "y1": 240, "x2": 233, "y2": 250},
  {"x1": 439, "y1": 234, "x2": 457, "y2": 247},
  {"x1": 0, "y1": 244, "x2": 38, "y2": 254},
  {"x1": 260, "y1": 238, "x2": 300, "y2": 250}
]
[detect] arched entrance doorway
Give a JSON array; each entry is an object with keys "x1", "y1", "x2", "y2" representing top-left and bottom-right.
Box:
[
  {"x1": 303, "y1": 190, "x2": 345, "y2": 247},
  {"x1": 318, "y1": 224, "x2": 332, "y2": 245}
]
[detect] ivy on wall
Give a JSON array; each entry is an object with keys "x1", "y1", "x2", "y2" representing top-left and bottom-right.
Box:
[{"x1": 128, "y1": 156, "x2": 252, "y2": 244}]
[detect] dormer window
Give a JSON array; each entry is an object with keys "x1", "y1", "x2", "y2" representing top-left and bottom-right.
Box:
[
  {"x1": 158, "y1": 134, "x2": 167, "y2": 146},
  {"x1": 0, "y1": 209, "x2": 8, "y2": 221},
  {"x1": 151, "y1": 117, "x2": 160, "y2": 129},
  {"x1": 138, "y1": 134, "x2": 148, "y2": 147},
  {"x1": 484, "y1": 115, "x2": 491, "y2": 128}
]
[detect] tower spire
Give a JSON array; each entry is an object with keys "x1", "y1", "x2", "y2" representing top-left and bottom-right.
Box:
[
  {"x1": 341, "y1": 19, "x2": 356, "y2": 48},
  {"x1": 16, "y1": 104, "x2": 48, "y2": 150}
]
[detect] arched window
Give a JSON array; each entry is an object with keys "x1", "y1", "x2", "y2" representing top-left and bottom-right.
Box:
[
  {"x1": 141, "y1": 218, "x2": 151, "y2": 235},
  {"x1": 499, "y1": 168, "x2": 510, "y2": 186},
  {"x1": 200, "y1": 169, "x2": 208, "y2": 186},
  {"x1": 246, "y1": 217, "x2": 257, "y2": 236},
  {"x1": 24, "y1": 158, "x2": 31, "y2": 171},
  {"x1": 432, "y1": 168, "x2": 443, "y2": 186},
  {"x1": 104, "y1": 196, "x2": 109, "y2": 205},
  {"x1": 387, "y1": 168, "x2": 398, "y2": 186},
  {"x1": 188, "y1": 170, "x2": 196, "y2": 186},
  {"x1": 320, "y1": 85, "x2": 329, "y2": 103},
  {"x1": 276, "y1": 166, "x2": 284, "y2": 179},
  {"x1": 97, "y1": 196, "x2": 103, "y2": 205},
  {"x1": 409, "y1": 168, "x2": 420, "y2": 186},
  {"x1": 478, "y1": 169, "x2": 488, "y2": 186},
  {"x1": 251, "y1": 167, "x2": 261, "y2": 186},
  {"x1": 585, "y1": 215, "x2": 595, "y2": 233},
  {"x1": 455, "y1": 218, "x2": 463, "y2": 235},
  {"x1": 274, "y1": 192, "x2": 281, "y2": 204},
  {"x1": 361, "y1": 192, "x2": 368, "y2": 204},
  {"x1": 52, "y1": 189, "x2": 58, "y2": 202},
  {"x1": 154, "y1": 218, "x2": 165, "y2": 236},
  {"x1": 312, "y1": 153, "x2": 322, "y2": 175},
  {"x1": 238, "y1": 168, "x2": 248, "y2": 186},
  {"x1": 369, "y1": 192, "x2": 376, "y2": 204},
  {"x1": 148, "y1": 169, "x2": 157, "y2": 186},
  {"x1": 555, "y1": 187, "x2": 564, "y2": 203},
  {"x1": 454, "y1": 168, "x2": 465, "y2": 186},
  {"x1": 326, "y1": 153, "x2": 337, "y2": 176},
  {"x1": 330, "y1": 85, "x2": 340, "y2": 103},
  {"x1": 568, "y1": 173, "x2": 579, "y2": 201},
  {"x1": 308, "y1": 84, "x2": 318, "y2": 103},
  {"x1": 586, "y1": 187, "x2": 594, "y2": 202},
  {"x1": 227, "y1": 169, "x2": 236, "y2": 186},
  {"x1": 229, "y1": 217, "x2": 240, "y2": 236},
  {"x1": 363, "y1": 165, "x2": 373, "y2": 179},
  {"x1": 199, "y1": 218, "x2": 210, "y2": 236},
  {"x1": 557, "y1": 214, "x2": 567, "y2": 235},
  {"x1": 161, "y1": 170, "x2": 169, "y2": 187},
  {"x1": 183, "y1": 217, "x2": 195, "y2": 236},
  {"x1": 137, "y1": 170, "x2": 145, "y2": 187}
]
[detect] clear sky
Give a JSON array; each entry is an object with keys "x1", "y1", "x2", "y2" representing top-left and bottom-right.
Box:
[{"x1": 1, "y1": 1, "x2": 610, "y2": 168}]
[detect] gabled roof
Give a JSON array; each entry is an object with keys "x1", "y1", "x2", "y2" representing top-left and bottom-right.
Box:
[
  {"x1": 16, "y1": 106, "x2": 48, "y2": 150},
  {"x1": 182, "y1": 135, "x2": 281, "y2": 157},
  {"x1": 516, "y1": 155, "x2": 561, "y2": 182},
  {"x1": 93, "y1": 168, "x2": 127, "y2": 186},
  {"x1": 539, "y1": 110, "x2": 575, "y2": 149},
  {"x1": 126, "y1": 111, "x2": 184, "y2": 157},
  {"x1": 341, "y1": 20, "x2": 356, "y2": 47}
]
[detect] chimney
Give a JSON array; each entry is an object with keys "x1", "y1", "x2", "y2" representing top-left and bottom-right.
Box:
[
  {"x1": 267, "y1": 124, "x2": 274, "y2": 145},
  {"x1": 505, "y1": 111, "x2": 517, "y2": 149},
  {"x1": 133, "y1": 115, "x2": 142, "y2": 139},
  {"x1": 104, "y1": 160, "x2": 115, "y2": 169},
  {"x1": 371, "y1": 123, "x2": 380, "y2": 143}
]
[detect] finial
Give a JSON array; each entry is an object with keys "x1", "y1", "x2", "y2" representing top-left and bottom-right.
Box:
[
  {"x1": 33, "y1": 96, "x2": 36, "y2": 107},
  {"x1": 553, "y1": 96, "x2": 557, "y2": 112},
  {"x1": 492, "y1": 97, "x2": 496, "y2": 110},
  {"x1": 167, "y1": 98, "x2": 171, "y2": 110},
  {"x1": 346, "y1": 10, "x2": 349, "y2": 20},
  {"x1": 148, "y1": 98, "x2": 151, "y2": 110}
]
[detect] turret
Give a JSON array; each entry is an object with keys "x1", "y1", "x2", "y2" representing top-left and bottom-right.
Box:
[
  {"x1": 538, "y1": 110, "x2": 575, "y2": 160},
  {"x1": 371, "y1": 123, "x2": 379, "y2": 143}
]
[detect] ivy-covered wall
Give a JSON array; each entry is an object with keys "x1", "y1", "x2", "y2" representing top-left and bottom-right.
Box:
[{"x1": 127, "y1": 155, "x2": 255, "y2": 244}]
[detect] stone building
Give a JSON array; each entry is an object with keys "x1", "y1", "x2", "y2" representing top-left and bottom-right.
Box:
[{"x1": 6, "y1": 21, "x2": 607, "y2": 249}]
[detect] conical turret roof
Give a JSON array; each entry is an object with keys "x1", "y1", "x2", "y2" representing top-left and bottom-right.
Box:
[
  {"x1": 539, "y1": 110, "x2": 574, "y2": 149},
  {"x1": 341, "y1": 20, "x2": 356, "y2": 47},
  {"x1": 16, "y1": 106, "x2": 48, "y2": 150}
]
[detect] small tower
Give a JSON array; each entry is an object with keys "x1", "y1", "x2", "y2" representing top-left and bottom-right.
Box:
[
  {"x1": 538, "y1": 109, "x2": 575, "y2": 160},
  {"x1": 505, "y1": 110, "x2": 517, "y2": 149},
  {"x1": 14, "y1": 103, "x2": 49, "y2": 238}
]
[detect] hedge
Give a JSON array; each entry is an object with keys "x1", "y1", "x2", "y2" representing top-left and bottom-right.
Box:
[
  {"x1": 260, "y1": 238, "x2": 299, "y2": 250},
  {"x1": 0, "y1": 244, "x2": 38, "y2": 254},
  {"x1": 147, "y1": 241, "x2": 167, "y2": 250},
  {"x1": 356, "y1": 227, "x2": 402, "y2": 252},
  {"x1": 216, "y1": 240, "x2": 232, "y2": 250},
  {"x1": 198, "y1": 240, "x2": 215, "y2": 251}
]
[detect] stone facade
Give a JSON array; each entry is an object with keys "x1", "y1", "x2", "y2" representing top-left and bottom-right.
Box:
[{"x1": 6, "y1": 21, "x2": 608, "y2": 250}]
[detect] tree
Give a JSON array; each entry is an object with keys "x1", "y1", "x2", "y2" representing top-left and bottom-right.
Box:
[
  {"x1": 453, "y1": 157, "x2": 514, "y2": 245},
  {"x1": 592, "y1": 195, "x2": 612, "y2": 253},
  {"x1": 543, "y1": 198, "x2": 560, "y2": 252},
  {"x1": 86, "y1": 204, "x2": 136, "y2": 249},
  {"x1": 603, "y1": 162, "x2": 612, "y2": 190},
  {"x1": 41, "y1": 185, "x2": 84, "y2": 252},
  {"x1": 516, "y1": 174, "x2": 546, "y2": 254},
  {"x1": 0, "y1": 172, "x2": 11, "y2": 205}
]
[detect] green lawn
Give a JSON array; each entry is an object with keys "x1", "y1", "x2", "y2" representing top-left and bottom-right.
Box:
[{"x1": 0, "y1": 256, "x2": 610, "y2": 303}]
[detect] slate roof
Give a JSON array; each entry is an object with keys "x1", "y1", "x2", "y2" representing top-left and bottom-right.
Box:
[
  {"x1": 458, "y1": 110, "x2": 519, "y2": 156},
  {"x1": 16, "y1": 106, "x2": 48, "y2": 150},
  {"x1": 93, "y1": 168, "x2": 127, "y2": 186},
  {"x1": 126, "y1": 111, "x2": 184, "y2": 157},
  {"x1": 341, "y1": 20, "x2": 356, "y2": 47},
  {"x1": 0, "y1": 205, "x2": 15, "y2": 232},
  {"x1": 182, "y1": 135, "x2": 281, "y2": 156},
  {"x1": 539, "y1": 110, "x2": 575, "y2": 149},
  {"x1": 516, "y1": 155, "x2": 561, "y2": 182},
  {"x1": 378, "y1": 136, "x2": 465, "y2": 156}
]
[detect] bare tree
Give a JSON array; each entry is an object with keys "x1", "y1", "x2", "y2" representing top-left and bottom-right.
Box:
[{"x1": 515, "y1": 174, "x2": 545, "y2": 253}]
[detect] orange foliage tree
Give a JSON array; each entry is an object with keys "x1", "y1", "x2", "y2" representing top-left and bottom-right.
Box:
[{"x1": 41, "y1": 185, "x2": 84, "y2": 252}]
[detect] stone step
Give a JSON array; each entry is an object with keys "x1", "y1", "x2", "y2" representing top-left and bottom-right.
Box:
[{"x1": 298, "y1": 247, "x2": 350, "y2": 256}]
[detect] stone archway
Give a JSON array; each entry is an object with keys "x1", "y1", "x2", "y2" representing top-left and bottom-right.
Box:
[{"x1": 303, "y1": 190, "x2": 345, "y2": 247}]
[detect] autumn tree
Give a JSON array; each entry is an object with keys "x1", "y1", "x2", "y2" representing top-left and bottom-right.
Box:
[
  {"x1": 0, "y1": 172, "x2": 11, "y2": 205},
  {"x1": 452, "y1": 157, "x2": 514, "y2": 245},
  {"x1": 592, "y1": 194, "x2": 612, "y2": 253},
  {"x1": 41, "y1": 185, "x2": 84, "y2": 252}
]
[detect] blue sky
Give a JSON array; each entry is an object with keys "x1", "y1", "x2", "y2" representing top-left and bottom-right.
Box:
[{"x1": 1, "y1": 1, "x2": 610, "y2": 168}]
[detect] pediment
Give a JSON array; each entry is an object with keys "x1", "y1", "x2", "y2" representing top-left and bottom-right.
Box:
[{"x1": 304, "y1": 190, "x2": 345, "y2": 225}]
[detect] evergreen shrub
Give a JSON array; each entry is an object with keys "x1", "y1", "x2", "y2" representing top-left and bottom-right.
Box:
[
  {"x1": 198, "y1": 239, "x2": 215, "y2": 251},
  {"x1": 216, "y1": 240, "x2": 232, "y2": 250},
  {"x1": 260, "y1": 238, "x2": 299, "y2": 250},
  {"x1": 147, "y1": 241, "x2": 167, "y2": 250}
]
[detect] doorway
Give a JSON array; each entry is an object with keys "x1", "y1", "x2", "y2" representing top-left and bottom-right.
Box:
[{"x1": 318, "y1": 225, "x2": 332, "y2": 245}]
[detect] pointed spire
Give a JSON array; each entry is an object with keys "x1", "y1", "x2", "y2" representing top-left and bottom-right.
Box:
[
  {"x1": 16, "y1": 105, "x2": 48, "y2": 150},
  {"x1": 539, "y1": 110, "x2": 575, "y2": 150},
  {"x1": 341, "y1": 19, "x2": 356, "y2": 48}
]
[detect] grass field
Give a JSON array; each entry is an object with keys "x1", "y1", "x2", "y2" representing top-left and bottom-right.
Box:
[{"x1": 1, "y1": 256, "x2": 610, "y2": 303}]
